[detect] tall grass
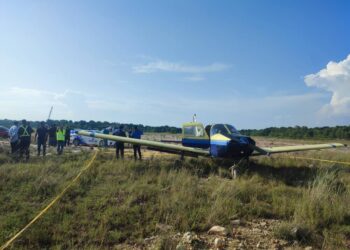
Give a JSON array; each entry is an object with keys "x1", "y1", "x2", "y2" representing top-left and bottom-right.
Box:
[
  {"x1": 0, "y1": 150, "x2": 349, "y2": 249},
  {"x1": 273, "y1": 169, "x2": 350, "y2": 248}
]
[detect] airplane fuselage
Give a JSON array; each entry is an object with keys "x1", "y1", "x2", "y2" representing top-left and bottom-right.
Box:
[{"x1": 181, "y1": 123, "x2": 256, "y2": 159}]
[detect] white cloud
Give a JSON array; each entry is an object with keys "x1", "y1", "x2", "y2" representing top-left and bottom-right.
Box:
[
  {"x1": 184, "y1": 75, "x2": 205, "y2": 82},
  {"x1": 133, "y1": 60, "x2": 230, "y2": 74},
  {"x1": 0, "y1": 86, "x2": 191, "y2": 124},
  {"x1": 304, "y1": 54, "x2": 350, "y2": 117},
  {"x1": 8, "y1": 87, "x2": 72, "y2": 103},
  {"x1": 0, "y1": 87, "x2": 84, "y2": 120}
]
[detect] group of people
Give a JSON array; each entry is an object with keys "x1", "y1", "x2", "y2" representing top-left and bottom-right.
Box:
[
  {"x1": 8, "y1": 120, "x2": 71, "y2": 160},
  {"x1": 112, "y1": 125, "x2": 143, "y2": 160},
  {"x1": 8, "y1": 120, "x2": 143, "y2": 161}
]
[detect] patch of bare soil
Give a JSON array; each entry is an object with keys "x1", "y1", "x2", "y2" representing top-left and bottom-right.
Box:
[{"x1": 115, "y1": 219, "x2": 312, "y2": 250}]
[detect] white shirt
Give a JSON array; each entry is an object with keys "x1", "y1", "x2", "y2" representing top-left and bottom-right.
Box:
[{"x1": 9, "y1": 125, "x2": 19, "y2": 142}]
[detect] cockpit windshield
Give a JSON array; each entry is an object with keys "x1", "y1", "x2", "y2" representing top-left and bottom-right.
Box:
[
  {"x1": 210, "y1": 124, "x2": 240, "y2": 137},
  {"x1": 225, "y1": 124, "x2": 240, "y2": 135}
]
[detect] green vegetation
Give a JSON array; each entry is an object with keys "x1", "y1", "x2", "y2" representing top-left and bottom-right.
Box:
[
  {"x1": 0, "y1": 148, "x2": 349, "y2": 249},
  {"x1": 241, "y1": 125, "x2": 350, "y2": 139},
  {"x1": 2, "y1": 118, "x2": 350, "y2": 139},
  {"x1": 0, "y1": 119, "x2": 181, "y2": 133}
]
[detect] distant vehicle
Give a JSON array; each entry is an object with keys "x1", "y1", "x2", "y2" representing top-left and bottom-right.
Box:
[
  {"x1": 71, "y1": 129, "x2": 115, "y2": 147},
  {"x1": 0, "y1": 126, "x2": 9, "y2": 138}
]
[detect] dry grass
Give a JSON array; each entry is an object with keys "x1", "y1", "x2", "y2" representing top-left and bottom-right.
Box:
[{"x1": 0, "y1": 137, "x2": 349, "y2": 249}]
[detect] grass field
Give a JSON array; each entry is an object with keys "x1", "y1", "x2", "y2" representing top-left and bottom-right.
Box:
[{"x1": 0, "y1": 137, "x2": 349, "y2": 249}]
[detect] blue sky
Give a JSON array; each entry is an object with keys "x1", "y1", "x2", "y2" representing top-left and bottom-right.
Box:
[{"x1": 0, "y1": 0, "x2": 349, "y2": 128}]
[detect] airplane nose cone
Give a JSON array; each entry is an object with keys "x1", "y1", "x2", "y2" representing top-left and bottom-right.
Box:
[
  {"x1": 227, "y1": 136, "x2": 256, "y2": 158},
  {"x1": 239, "y1": 136, "x2": 250, "y2": 144}
]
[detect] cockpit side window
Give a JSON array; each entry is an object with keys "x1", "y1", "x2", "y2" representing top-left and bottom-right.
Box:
[
  {"x1": 184, "y1": 125, "x2": 205, "y2": 137},
  {"x1": 184, "y1": 126, "x2": 195, "y2": 136}
]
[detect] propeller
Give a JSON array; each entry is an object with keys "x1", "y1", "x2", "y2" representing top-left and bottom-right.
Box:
[{"x1": 232, "y1": 136, "x2": 270, "y2": 156}]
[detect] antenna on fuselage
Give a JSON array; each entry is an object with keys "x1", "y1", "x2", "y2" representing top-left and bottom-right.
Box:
[{"x1": 193, "y1": 114, "x2": 197, "y2": 122}]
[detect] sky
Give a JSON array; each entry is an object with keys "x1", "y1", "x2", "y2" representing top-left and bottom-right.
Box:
[{"x1": 0, "y1": 0, "x2": 349, "y2": 129}]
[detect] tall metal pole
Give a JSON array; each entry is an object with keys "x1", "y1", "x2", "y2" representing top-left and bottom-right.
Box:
[{"x1": 47, "y1": 106, "x2": 53, "y2": 121}]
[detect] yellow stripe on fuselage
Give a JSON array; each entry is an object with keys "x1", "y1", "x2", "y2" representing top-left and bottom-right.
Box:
[{"x1": 211, "y1": 134, "x2": 231, "y2": 141}]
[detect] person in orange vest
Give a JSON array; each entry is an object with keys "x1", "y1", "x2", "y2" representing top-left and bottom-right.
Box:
[{"x1": 56, "y1": 125, "x2": 66, "y2": 155}]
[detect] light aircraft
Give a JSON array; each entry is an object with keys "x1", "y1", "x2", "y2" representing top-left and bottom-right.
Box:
[{"x1": 77, "y1": 119, "x2": 347, "y2": 176}]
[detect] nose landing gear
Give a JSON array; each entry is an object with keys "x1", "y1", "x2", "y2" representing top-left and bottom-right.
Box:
[{"x1": 230, "y1": 157, "x2": 250, "y2": 179}]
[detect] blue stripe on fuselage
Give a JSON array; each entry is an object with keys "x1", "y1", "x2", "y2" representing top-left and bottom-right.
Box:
[{"x1": 182, "y1": 138, "x2": 210, "y2": 149}]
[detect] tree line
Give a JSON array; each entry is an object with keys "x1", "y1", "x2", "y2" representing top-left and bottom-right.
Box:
[
  {"x1": 0, "y1": 119, "x2": 181, "y2": 134},
  {"x1": 1, "y1": 119, "x2": 349, "y2": 139},
  {"x1": 240, "y1": 126, "x2": 350, "y2": 140}
]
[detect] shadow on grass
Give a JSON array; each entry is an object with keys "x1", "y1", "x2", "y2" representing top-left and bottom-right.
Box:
[
  {"x1": 247, "y1": 162, "x2": 318, "y2": 186},
  {"x1": 97, "y1": 153, "x2": 349, "y2": 188},
  {"x1": 245, "y1": 162, "x2": 349, "y2": 187}
]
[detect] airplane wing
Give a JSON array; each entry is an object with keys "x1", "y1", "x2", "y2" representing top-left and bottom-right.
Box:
[
  {"x1": 251, "y1": 143, "x2": 346, "y2": 156},
  {"x1": 77, "y1": 130, "x2": 210, "y2": 157}
]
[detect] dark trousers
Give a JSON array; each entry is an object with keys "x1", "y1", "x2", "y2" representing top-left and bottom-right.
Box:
[
  {"x1": 116, "y1": 143, "x2": 124, "y2": 159},
  {"x1": 65, "y1": 137, "x2": 70, "y2": 146},
  {"x1": 133, "y1": 145, "x2": 142, "y2": 160},
  {"x1": 19, "y1": 139, "x2": 30, "y2": 160},
  {"x1": 37, "y1": 139, "x2": 46, "y2": 156},
  {"x1": 10, "y1": 141, "x2": 18, "y2": 154},
  {"x1": 49, "y1": 137, "x2": 57, "y2": 147},
  {"x1": 57, "y1": 141, "x2": 65, "y2": 155}
]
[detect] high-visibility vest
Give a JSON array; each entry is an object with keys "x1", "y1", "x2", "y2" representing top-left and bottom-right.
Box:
[
  {"x1": 56, "y1": 129, "x2": 66, "y2": 141},
  {"x1": 19, "y1": 125, "x2": 30, "y2": 138}
]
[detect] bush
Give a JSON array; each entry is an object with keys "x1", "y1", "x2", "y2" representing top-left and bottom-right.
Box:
[{"x1": 294, "y1": 170, "x2": 349, "y2": 230}]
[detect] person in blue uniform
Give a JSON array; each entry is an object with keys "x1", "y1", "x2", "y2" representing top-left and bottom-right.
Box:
[
  {"x1": 48, "y1": 124, "x2": 57, "y2": 147},
  {"x1": 130, "y1": 126, "x2": 143, "y2": 160},
  {"x1": 113, "y1": 125, "x2": 126, "y2": 159},
  {"x1": 65, "y1": 127, "x2": 71, "y2": 146},
  {"x1": 35, "y1": 122, "x2": 48, "y2": 156}
]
